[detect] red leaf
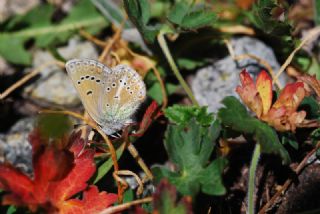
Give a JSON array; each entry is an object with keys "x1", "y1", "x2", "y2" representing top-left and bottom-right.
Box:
[
  {"x1": 263, "y1": 82, "x2": 307, "y2": 132},
  {"x1": 0, "y1": 131, "x2": 117, "y2": 213},
  {"x1": 236, "y1": 70, "x2": 263, "y2": 117},
  {"x1": 60, "y1": 185, "x2": 117, "y2": 214},
  {"x1": 48, "y1": 149, "x2": 96, "y2": 206},
  {"x1": 133, "y1": 101, "x2": 162, "y2": 136},
  {"x1": 33, "y1": 147, "x2": 74, "y2": 204},
  {"x1": 0, "y1": 164, "x2": 36, "y2": 207},
  {"x1": 272, "y1": 82, "x2": 305, "y2": 112}
]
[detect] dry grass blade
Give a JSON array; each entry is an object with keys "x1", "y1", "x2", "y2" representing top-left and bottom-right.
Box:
[
  {"x1": 0, "y1": 60, "x2": 65, "y2": 100},
  {"x1": 99, "y1": 197, "x2": 153, "y2": 214},
  {"x1": 274, "y1": 27, "x2": 320, "y2": 83},
  {"x1": 113, "y1": 170, "x2": 144, "y2": 196}
]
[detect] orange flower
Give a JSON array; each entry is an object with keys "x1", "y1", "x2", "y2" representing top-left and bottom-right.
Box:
[{"x1": 236, "y1": 70, "x2": 306, "y2": 132}]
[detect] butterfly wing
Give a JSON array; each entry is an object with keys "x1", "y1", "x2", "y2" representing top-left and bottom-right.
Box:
[
  {"x1": 100, "y1": 64, "x2": 146, "y2": 128},
  {"x1": 65, "y1": 59, "x2": 112, "y2": 125}
]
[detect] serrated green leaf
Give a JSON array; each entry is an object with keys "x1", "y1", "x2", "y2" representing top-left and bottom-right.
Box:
[
  {"x1": 167, "y1": 2, "x2": 190, "y2": 25},
  {"x1": 218, "y1": 96, "x2": 290, "y2": 164},
  {"x1": 180, "y1": 10, "x2": 216, "y2": 29},
  {"x1": 164, "y1": 105, "x2": 214, "y2": 126},
  {"x1": 123, "y1": 0, "x2": 160, "y2": 43},
  {"x1": 37, "y1": 114, "x2": 72, "y2": 139},
  {"x1": 167, "y1": 1, "x2": 216, "y2": 30},
  {"x1": 0, "y1": 0, "x2": 108, "y2": 65},
  {"x1": 153, "y1": 119, "x2": 225, "y2": 196},
  {"x1": 198, "y1": 157, "x2": 227, "y2": 195}
]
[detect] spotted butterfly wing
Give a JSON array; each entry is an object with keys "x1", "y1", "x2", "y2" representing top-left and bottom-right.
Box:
[
  {"x1": 99, "y1": 64, "x2": 146, "y2": 134},
  {"x1": 65, "y1": 59, "x2": 112, "y2": 125},
  {"x1": 65, "y1": 59, "x2": 146, "y2": 135}
]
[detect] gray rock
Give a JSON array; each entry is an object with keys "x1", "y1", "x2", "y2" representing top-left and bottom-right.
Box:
[
  {"x1": 0, "y1": 0, "x2": 39, "y2": 22},
  {"x1": 192, "y1": 36, "x2": 287, "y2": 113},
  {"x1": 0, "y1": 117, "x2": 34, "y2": 174},
  {"x1": 23, "y1": 37, "x2": 99, "y2": 107}
]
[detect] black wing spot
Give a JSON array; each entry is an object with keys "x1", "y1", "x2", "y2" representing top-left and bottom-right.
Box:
[
  {"x1": 81, "y1": 76, "x2": 85, "y2": 80},
  {"x1": 96, "y1": 79, "x2": 101, "y2": 83},
  {"x1": 106, "y1": 87, "x2": 111, "y2": 92},
  {"x1": 86, "y1": 91, "x2": 93, "y2": 95},
  {"x1": 77, "y1": 81, "x2": 81, "y2": 84},
  {"x1": 127, "y1": 87, "x2": 130, "y2": 90},
  {"x1": 86, "y1": 76, "x2": 90, "y2": 79},
  {"x1": 91, "y1": 76, "x2": 95, "y2": 80},
  {"x1": 130, "y1": 91, "x2": 133, "y2": 94},
  {"x1": 112, "y1": 83, "x2": 116, "y2": 87},
  {"x1": 124, "y1": 82, "x2": 127, "y2": 85},
  {"x1": 106, "y1": 104, "x2": 110, "y2": 107},
  {"x1": 114, "y1": 96, "x2": 119, "y2": 99}
]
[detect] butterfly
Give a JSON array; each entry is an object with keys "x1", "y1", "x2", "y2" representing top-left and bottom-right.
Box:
[{"x1": 65, "y1": 59, "x2": 146, "y2": 135}]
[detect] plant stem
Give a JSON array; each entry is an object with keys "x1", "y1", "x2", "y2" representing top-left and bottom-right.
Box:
[
  {"x1": 248, "y1": 143, "x2": 261, "y2": 214},
  {"x1": 157, "y1": 32, "x2": 199, "y2": 106}
]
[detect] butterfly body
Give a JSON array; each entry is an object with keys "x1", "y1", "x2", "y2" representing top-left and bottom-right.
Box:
[{"x1": 65, "y1": 59, "x2": 146, "y2": 135}]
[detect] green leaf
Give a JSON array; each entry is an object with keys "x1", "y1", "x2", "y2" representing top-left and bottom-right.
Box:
[
  {"x1": 247, "y1": 0, "x2": 291, "y2": 35},
  {"x1": 218, "y1": 96, "x2": 290, "y2": 164},
  {"x1": 300, "y1": 96, "x2": 320, "y2": 120},
  {"x1": 177, "y1": 58, "x2": 205, "y2": 70},
  {"x1": 315, "y1": 0, "x2": 320, "y2": 25},
  {"x1": 180, "y1": 10, "x2": 216, "y2": 29},
  {"x1": 0, "y1": 0, "x2": 108, "y2": 65},
  {"x1": 0, "y1": 37, "x2": 31, "y2": 65},
  {"x1": 6, "y1": 206, "x2": 16, "y2": 214},
  {"x1": 123, "y1": 0, "x2": 160, "y2": 43},
  {"x1": 281, "y1": 133, "x2": 298, "y2": 150},
  {"x1": 167, "y1": 2, "x2": 190, "y2": 25},
  {"x1": 153, "y1": 118, "x2": 226, "y2": 196},
  {"x1": 164, "y1": 105, "x2": 214, "y2": 126},
  {"x1": 167, "y1": 1, "x2": 216, "y2": 30},
  {"x1": 37, "y1": 114, "x2": 72, "y2": 139},
  {"x1": 91, "y1": 0, "x2": 132, "y2": 28},
  {"x1": 147, "y1": 82, "x2": 178, "y2": 104},
  {"x1": 93, "y1": 143, "x2": 125, "y2": 184}
]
